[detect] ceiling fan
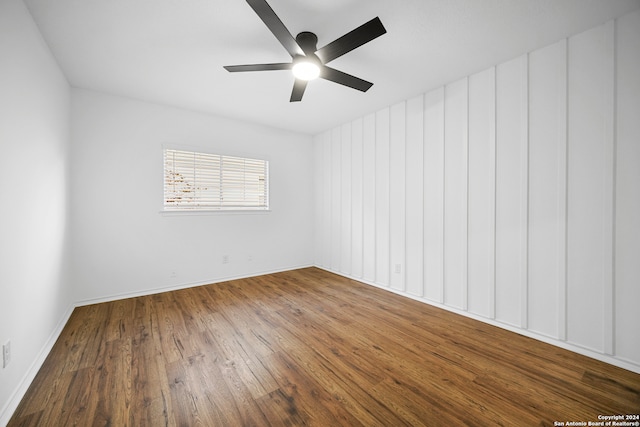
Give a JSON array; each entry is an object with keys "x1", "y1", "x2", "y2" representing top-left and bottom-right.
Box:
[{"x1": 223, "y1": 0, "x2": 387, "y2": 102}]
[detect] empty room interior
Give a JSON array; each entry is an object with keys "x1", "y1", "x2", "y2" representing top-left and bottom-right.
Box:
[{"x1": 1, "y1": 0, "x2": 640, "y2": 425}]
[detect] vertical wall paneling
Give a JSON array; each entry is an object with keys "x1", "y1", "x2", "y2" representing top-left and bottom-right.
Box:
[
  {"x1": 341, "y1": 123, "x2": 353, "y2": 275},
  {"x1": 313, "y1": 9, "x2": 640, "y2": 371},
  {"x1": 313, "y1": 135, "x2": 324, "y2": 265},
  {"x1": 375, "y1": 108, "x2": 391, "y2": 286},
  {"x1": 351, "y1": 118, "x2": 364, "y2": 279},
  {"x1": 558, "y1": 39, "x2": 569, "y2": 342},
  {"x1": 615, "y1": 9, "x2": 640, "y2": 364},
  {"x1": 467, "y1": 67, "x2": 496, "y2": 318},
  {"x1": 567, "y1": 23, "x2": 614, "y2": 353},
  {"x1": 322, "y1": 131, "x2": 332, "y2": 269},
  {"x1": 527, "y1": 40, "x2": 567, "y2": 339},
  {"x1": 443, "y1": 78, "x2": 469, "y2": 310},
  {"x1": 390, "y1": 102, "x2": 407, "y2": 291},
  {"x1": 602, "y1": 20, "x2": 615, "y2": 356},
  {"x1": 405, "y1": 95, "x2": 425, "y2": 296},
  {"x1": 520, "y1": 59, "x2": 530, "y2": 330},
  {"x1": 362, "y1": 113, "x2": 377, "y2": 282},
  {"x1": 423, "y1": 88, "x2": 445, "y2": 303},
  {"x1": 495, "y1": 55, "x2": 528, "y2": 327},
  {"x1": 331, "y1": 128, "x2": 342, "y2": 272}
]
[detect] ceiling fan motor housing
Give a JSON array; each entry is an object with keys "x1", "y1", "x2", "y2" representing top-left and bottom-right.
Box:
[{"x1": 296, "y1": 31, "x2": 319, "y2": 55}]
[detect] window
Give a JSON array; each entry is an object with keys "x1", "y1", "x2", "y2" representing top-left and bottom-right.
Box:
[{"x1": 163, "y1": 148, "x2": 269, "y2": 211}]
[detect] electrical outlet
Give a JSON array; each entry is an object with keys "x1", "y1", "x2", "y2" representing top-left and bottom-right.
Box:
[
  {"x1": 394, "y1": 264, "x2": 402, "y2": 274},
  {"x1": 222, "y1": 255, "x2": 229, "y2": 264},
  {"x1": 2, "y1": 341, "x2": 10, "y2": 368}
]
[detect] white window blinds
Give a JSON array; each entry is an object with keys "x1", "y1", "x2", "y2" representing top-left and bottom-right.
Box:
[{"x1": 163, "y1": 148, "x2": 269, "y2": 211}]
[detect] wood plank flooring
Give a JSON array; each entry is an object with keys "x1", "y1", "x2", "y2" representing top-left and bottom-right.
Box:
[{"x1": 8, "y1": 267, "x2": 640, "y2": 426}]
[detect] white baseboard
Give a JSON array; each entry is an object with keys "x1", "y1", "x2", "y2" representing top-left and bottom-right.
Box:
[
  {"x1": 74, "y1": 264, "x2": 314, "y2": 307},
  {"x1": 0, "y1": 264, "x2": 314, "y2": 426},
  {"x1": 314, "y1": 265, "x2": 640, "y2": 375},
  {"x1": 0, "y1": 304, "x2": 75, "y2": 427},
  {"x1": 8, "y1": 262, "x2": 633, "y2": 427}
]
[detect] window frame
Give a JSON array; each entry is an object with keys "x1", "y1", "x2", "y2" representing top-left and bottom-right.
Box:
[{"x1": 161, "y1": 145, "x2": 270, "y2": 214}]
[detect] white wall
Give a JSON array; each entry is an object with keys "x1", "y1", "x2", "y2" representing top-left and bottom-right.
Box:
[
  {"x1": 614, "y1": 9, "x2": 640, "y2": 368},
  {"x1": 313, "y1": 10, "x2": 640, "y2": 373},
  {"x1": 1, "y1": 4, "x2": 638, "y2": 424},
  {"x1": 0, "y1": 0, "x2": 72, "y2": 423},
  {"x1": 70, "y1": 89, "x2": 315, "y2": 303}
]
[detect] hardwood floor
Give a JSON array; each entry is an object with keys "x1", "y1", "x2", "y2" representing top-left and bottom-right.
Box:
[{"x1": 9, "y1": 267, "x2": 640, "y2": 426}]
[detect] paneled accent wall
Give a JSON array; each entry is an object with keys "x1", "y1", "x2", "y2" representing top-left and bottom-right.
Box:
[{"x1": 313, "y1": 11, "x2": 640, "y2": 373}]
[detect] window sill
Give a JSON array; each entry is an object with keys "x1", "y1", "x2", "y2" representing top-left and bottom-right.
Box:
[{"x1": 159, "y1": 209, "x2": 271, "y2": 216}]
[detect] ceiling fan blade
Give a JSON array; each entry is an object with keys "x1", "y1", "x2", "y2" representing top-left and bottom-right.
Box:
[
  {"x1": 224, "y1": 63, "x2": 292, "y2": 72},
  {"x1": 246, "y1": 0, "x2": 304, "y2": 58},
  {"x1": 320, "y1": 66, "x2": 373, "y2": 92},
  {"x1": 315, "y1": 17, "x2": 386, "y2": 64},
  {"x1": 290, "y1": 79, "x2": 308, "y2": 102}
]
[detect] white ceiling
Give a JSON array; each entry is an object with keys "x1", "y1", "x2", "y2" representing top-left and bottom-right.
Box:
[{"x1": 25, "y1": 0, "x2": 640, "y2": 135}]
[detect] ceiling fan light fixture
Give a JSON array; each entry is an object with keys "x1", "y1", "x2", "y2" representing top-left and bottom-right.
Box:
[
  {"x1": 223, "y1": 0, "x2": 387, "y2": 101},
  {"x1": 292, "y1": 58, "x2": 320, "y2": 81}
]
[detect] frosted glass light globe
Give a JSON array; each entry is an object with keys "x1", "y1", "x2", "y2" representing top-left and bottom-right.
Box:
[{"x1": 292, "y1": 60, "x2": 320, "y2": 81}]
